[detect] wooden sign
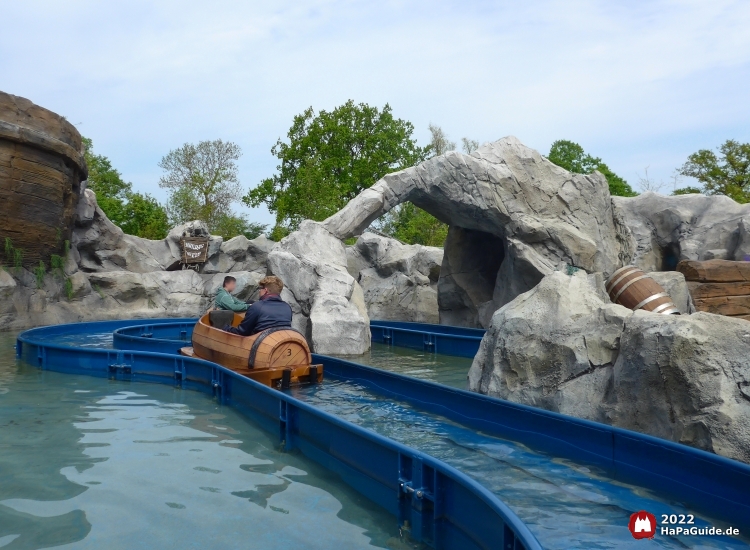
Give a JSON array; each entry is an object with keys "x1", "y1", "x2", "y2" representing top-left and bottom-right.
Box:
[{"x1": 180, "y1": 237, "x2": 209, "y2": 264}]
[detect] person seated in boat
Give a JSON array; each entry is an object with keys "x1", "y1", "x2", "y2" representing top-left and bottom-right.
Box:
[
  {"x1": 224, "y1": 276, "x2": 292, "y2": 336},
  {"x1": 214, "y1": 276, "x2": 250, "y2": 312}
]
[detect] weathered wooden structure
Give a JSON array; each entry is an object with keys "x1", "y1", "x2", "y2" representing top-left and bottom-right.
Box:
[
  {"x1": 678, "y1": 259, "x2": 750, "y2": 322},
  {"x1": 0, "y1": 91, "x2": 87, "y2": 265}
]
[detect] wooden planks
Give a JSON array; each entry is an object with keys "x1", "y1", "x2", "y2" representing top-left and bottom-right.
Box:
[
  {"x1": 677, "y1": 260, "x2": 750, "y2": 283},
  {"x1": 680, "y1": 260, "x2": 750, "y2": 322},
  {"x1": 692, "y1": 295, "x2": 750, "y2": 316},
  {"x1": 687, "y1": 281, "x2": 750, "y2": 299}
]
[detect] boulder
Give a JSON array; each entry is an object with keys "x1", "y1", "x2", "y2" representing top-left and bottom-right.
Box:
[
  {"x1": 203, "y1": 234, "x2": 272, "y2": 274},
  {"x1": 323, "y1": 137, "x2": 634, "y2": 319},
  {"x1": 0, "y1": 269, "x2": 17, "y2": 314},
  {"x1": 612, "y1": 192, "x2": 750, "y2": 271},
  {"x1": 647, "y1": 271, "x2": 694, "y2": 314},
  {"x1": 87, "y1": 270, "x2": 206, "y2": 316},
  {"x1": 346, "y1": 232, "x2": 442, "y2": 323},
  {"x1": 736, "y1": 219, "x2": 750, "y2": 262},
  {"x1": 267, "y1": 220, "x2": 370, "y2": 354},
  {"x1": 469, "y1": 270, "x2": 750, "y2": 463}
]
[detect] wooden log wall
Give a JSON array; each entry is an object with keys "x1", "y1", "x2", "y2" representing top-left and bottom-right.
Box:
[
  {"x1": 0, "y1": 91, "x2": 87, "y2": 266},
  {"x1": 677, "y1": 260, "x2": 750, "y2": 322}
]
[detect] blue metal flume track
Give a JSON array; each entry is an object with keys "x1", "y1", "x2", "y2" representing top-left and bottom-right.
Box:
[
  {"x1": 107, "y1": 320, "x2": 750, "y2": 536},
  {"x1": 17, "y1": 319, "x2": 539, "y2": 550},
  {"x1": 17, "y1": 319, "x2": 750, "y2": 547}
]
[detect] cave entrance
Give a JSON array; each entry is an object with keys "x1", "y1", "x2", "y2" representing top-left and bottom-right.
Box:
[
  {"x1": 437, "y1": 226, "x2": 505, "y2": 327},
  {"x1": 661, "y1": 242, "x2": 681, "y2": 271}
]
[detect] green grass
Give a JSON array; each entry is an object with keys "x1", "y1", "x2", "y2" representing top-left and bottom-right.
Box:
[
  {"x1": 33, "y1": 261, "x2": 46, "y2": 288},
  {"x1": 64, "y1": 277, "x2": 74, "y2": 300}
]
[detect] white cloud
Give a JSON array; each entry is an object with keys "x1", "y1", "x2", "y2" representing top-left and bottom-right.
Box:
[{"x1": 1, "y1": 0, "x2": 749, "y2": 224}]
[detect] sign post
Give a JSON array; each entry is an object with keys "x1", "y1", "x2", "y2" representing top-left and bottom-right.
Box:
[{"x1": 180, "y1": 237, "x2": 209, "y2": 266}]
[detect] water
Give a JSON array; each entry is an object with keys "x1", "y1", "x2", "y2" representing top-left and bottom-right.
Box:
[
  {"x1": 0, "y1": 333, "x2": 404, "y2": 550},
  {"x1": 292, "y1": 379, "x2": 749, "y2": 550},
  {"x1": 332, "y1": 344, "x2": 472, "y2": 389},
  {"x1": 26, "y1": 330, "x2": 750, "y2": 548}
]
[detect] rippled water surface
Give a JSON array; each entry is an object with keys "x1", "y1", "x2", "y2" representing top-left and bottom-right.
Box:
[
  {"x1": 292, "y1": 379, "x2": 749, "y2": 550},
  {"x1": 333, "y1": 343, "x2": 472, "y2": 389},
  {"x1": 0, "y1": 332, "x2": 401, "y2": 550}
]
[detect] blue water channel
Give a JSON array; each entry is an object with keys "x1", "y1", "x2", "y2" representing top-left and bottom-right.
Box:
[
  {"x1": 0, "y1": 332, "x2": 406, "y2": 550},
  {"x1": 13, "y1": 329, "x2": 750, "y2": 549}
]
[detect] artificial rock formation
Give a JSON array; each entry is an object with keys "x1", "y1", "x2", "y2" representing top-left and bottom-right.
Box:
[
  {"x1": 0, "y1": 92, "x2": 88, "y2": 264},
  {"x1": 324, "y1": 136, "x2": 633, "y2": 327},
  {"x1": 346, "y1": 232, "x2": 443, "y2": 324},
  {"x1": 613, "y1": 192, "x2": 750, "y2": 270},
  {"x1": 267, "y1": 220, "x2": 370, "y2": 355},
  {"x1": 469, "y1": 271, "x2": 750, "y2": 463}
]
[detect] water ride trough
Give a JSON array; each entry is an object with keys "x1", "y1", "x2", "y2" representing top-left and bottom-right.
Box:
[{"x1": 17, "y1": 319, "x2": 750, "y2": 549}]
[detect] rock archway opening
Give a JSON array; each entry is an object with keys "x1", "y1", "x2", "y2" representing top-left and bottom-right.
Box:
[
  {"x1": 660, "y1": 242, "x2": 681, "y2": 271},
  {"x1": 437, "y1": 227, "x2": 506, "y2": 328}
]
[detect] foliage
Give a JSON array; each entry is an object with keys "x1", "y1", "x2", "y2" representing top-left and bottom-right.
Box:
[
  {"x1": 427, "y1": 124, "x2": 456, "y2": 156},
  {"x1": 212, "y1": 213, "x2": 267, "y2": 241},
  {"x1": 547, "y1": 140, "x2": 637, "y2": 197},
  {"x1": 50, "y1": 254, "x2": 64, "y2": 271},
  {"x1": 120, "y1": 192, "x2": 170, "y2": 239},
  {"x1": 672, "y1": 186, "x2": 703, "y2": 195},
  {"x1": 159, "y1": 139, "x2": 243, "y2": 231},
  {"x1": 377, "y1": 202, "x2": 448, "y2": 247},
  {"x1": 33, "y1": 261, "x2": 46, "y2": 288},
  {"x1": 245, "y1": 101, "x2": 429, "y2": 236},
  {"x1": 676, "y1": 140, "x2": 750, "y2": 203},
  {"x1": 4, "y1": 238, "x2": 23, "y2": 269},
  {"x1": 461, "y1": 137, "x2": 480, "y2": 154},
  {"x1": 64, "y1": 277, "x2": 74, "y2": 301},
  {"x1": 83, "y1": 138, "x2": 169, "y2": 239}
]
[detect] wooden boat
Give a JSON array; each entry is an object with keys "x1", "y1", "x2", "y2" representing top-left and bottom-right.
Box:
[{"x1": 180, "y1": 310, "x2": 323, "y2": 389}]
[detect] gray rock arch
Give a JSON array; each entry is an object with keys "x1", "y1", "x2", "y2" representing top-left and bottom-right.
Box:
[{"x1": 323, "y1": 136, "x2": 634, "y2": 326}]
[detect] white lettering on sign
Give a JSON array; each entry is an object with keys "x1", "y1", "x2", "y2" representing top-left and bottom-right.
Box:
[
  {"x1": 187, "y1": 251, "x2": 202, "y2": 258},
  {"x1": 184, "y1": 242, "x2": 205, "y2": 251}
]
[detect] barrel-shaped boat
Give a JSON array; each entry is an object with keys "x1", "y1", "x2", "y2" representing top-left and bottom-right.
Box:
[
  {"x1": 605, "y1": 266, "x2": 680, "y2": 314},
  {"x1": 181, "y1": 311, "x2": 322, "y2": 388}
]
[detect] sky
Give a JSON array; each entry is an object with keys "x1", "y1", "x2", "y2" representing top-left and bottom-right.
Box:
[{"x1": 2, "y1": 0, "x2": 749, "y2": 227}]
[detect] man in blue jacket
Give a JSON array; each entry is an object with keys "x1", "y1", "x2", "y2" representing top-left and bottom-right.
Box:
[{"x1": 225, "y1": 275, "x2": 293, "y2": 336}]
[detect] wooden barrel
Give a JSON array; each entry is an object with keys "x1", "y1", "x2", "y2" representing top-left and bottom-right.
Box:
[
  {"x1": 191, "y1": 313, "x2": 312, "y2": 371},
  {"x1": 0, "y1": 91, "x2": 87, "y2": 266},
  {"x1": 605, "y1": 266, "x2": 680, "y2": 315}
]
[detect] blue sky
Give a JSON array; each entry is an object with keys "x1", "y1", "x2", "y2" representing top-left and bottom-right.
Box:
[{"x1": 2, "y1": 1, "x2": 749, "y2": 227}]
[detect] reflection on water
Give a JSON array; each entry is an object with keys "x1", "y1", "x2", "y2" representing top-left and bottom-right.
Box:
[
  {"x1": 0, "y1": 333, "x2": 401, "y2": 550},
  {"x1": 40, "y1": 332, "x2": 114, "y2": 350},
  {"x1": 292, "y1": 379, "x2": 750, "y2": 550},
  {"x1": 334, "y1": 343, "x2": 472, "y2": 389}
]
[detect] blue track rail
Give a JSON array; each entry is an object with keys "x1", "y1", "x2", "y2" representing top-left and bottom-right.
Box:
[
  {"x1": 17, "y1": 319, "x2": 539, "y2": 550},
  {"x1": 115, "y1": 319, "x2": 750, "y2": 533},
  {"x1": 369, "y1": 320, "x2": 485, "y2": 357}
]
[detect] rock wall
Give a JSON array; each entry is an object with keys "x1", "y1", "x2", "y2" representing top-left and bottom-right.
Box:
[
  {"x1": 613, "y1": 192, "x2": 750, "y2": 271},
  {"x1": 323, "y1": 136, "x2": 634, "y2": 327},
  {"x1": 469, "y1": 271, "x2": 750, "y2": 463},
  {"x1": 346, "y1": 232, "x2": 443, "y2": 324},
  {"x1": 0, "y1": 92, "x2": 88, "y2": 265}
]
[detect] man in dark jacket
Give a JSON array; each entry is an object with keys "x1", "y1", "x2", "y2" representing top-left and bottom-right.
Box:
[{"x1": 225, "y1": 275, "x2": 292, "y2": 336}]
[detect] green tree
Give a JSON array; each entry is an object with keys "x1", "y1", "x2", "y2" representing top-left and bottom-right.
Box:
[
  {"x1": 245, "y1": 101, "x2": 429, "y2": 239},
  {"x1": 83, "y1": 138, "x2": 169, "y2": 239},
  {"x1": 159, "y1": 140, "x2": 243, "y2": 230},
  {"x1": 547, "y1": 140, "x2": 637, "y2": 197},
  {"x1": 378, "y1": 202, "x2": 448, "y2": 247},
  {"x1": 212, "y1": 214, "x2": 267, "y2": 241},
  {"x1": 675, "y1": 140, "x2": 750, "y2": 203}
]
